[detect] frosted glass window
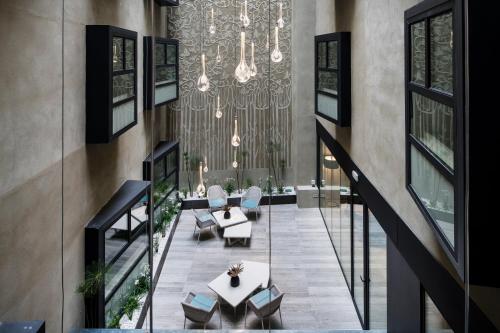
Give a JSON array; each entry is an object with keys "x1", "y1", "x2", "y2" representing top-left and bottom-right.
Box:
[
  {"x1": 411, "y1": 21, "x2": 426, "y2": 85},
  {"x1": 430, "y1": 12, "x2": 453, "y2": 94},
  {"x1": 112, "y1": 100, "x2": 135, "y2": 134},
  {"x1": 411, "y1": 93, "x2": 454, "y2": 168},
  {"x1": 411, "y1": 146, "x2": 454, "y2": 247},
  {"x1": 318, "y1": 93, "x2": 338, "y2": 121},
  {"x1": 318, "y1": 70, "x2": 338, "y2": 95},
  {"x1": 155, "y1": 84, "x2": 177, "y2": 105}
]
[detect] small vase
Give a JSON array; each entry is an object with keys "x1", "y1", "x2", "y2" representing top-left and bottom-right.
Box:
[
  {"x1": 224, "y1": 210, "x2": 231, "y2": 219},
  {"x1": 230, "y1": 276, "x2": 240, "y2": 287}
]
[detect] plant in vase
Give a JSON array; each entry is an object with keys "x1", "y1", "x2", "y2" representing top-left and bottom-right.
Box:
[
  {"x1": 227, "y1": 263, "x2": 244, "y2": 287},
  {"x1": 223, "y1": 205, "x2": 231, "y2": 219},
  {"x1": 224, "y1": 178, "x2": 236, "y2": 197},
  {"x1": 278, "y1": 183, "x2": 285, "y2": 195},
  {"x1": 180, "y1": 188, "x2": 188, "y2": 200}
]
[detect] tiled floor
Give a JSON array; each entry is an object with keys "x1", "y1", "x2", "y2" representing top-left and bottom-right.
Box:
[{"x1": 150, "y1": 204, "x2": 361, "y2": 330}]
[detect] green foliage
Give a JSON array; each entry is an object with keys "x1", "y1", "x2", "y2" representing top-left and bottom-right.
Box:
[
  {"x1": 278, "y1": 183, "x2": 285, "y2": 194},
  {"x1": 122, "y1": 295, "x2": 140, "y2": 320},
  {"x1": 105, "y1": 264, "x2": 150, "y2": 328},
  {"x1": 77, "y1": 261, "x2": 108, "y2": 298},
  {"x1": 263, "y1": 176, "x2": 273, "y2": 194},
  {"x1": 243, "y1": 178, "x2": 253, "y2": 190},
  {"x1": 180, "y1": 188, "x2": 188, "y2": 199},
  {"x1": 224, "y1": 178, "x2": 236, "y2": 196}
]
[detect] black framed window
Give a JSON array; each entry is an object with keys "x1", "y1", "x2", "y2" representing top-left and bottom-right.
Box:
[
  {"x1": 315, "y1": 32, "x2": 351, "y2": 127},
  {"x1": 405, "y1": 0, "x2": 464, "y2": 278}
]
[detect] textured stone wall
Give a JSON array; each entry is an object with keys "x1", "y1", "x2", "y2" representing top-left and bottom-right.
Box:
[{"x1": 165, "y1": 0, "x2": 292, "y2": 174}]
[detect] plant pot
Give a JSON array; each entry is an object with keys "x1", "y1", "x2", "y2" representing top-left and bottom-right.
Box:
[
  {"x1": 230, "y1": 276, "x2": 240, "y2": 287},
  {"x1": 224, "y1": 211, "x2": 231, "y2": 219}
]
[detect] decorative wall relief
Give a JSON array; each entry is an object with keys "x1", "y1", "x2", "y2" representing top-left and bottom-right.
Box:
[{"x1": 165, "y1": 0, "x2": 292, "y2": 173}]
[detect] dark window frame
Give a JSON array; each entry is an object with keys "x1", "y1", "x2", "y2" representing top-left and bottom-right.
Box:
[
  {"x1": 404, "y1": 0, "x2": 465, "y2": 279},
  {"x1": 315, "y1": 32, "x2": 351, "y2": 127}
]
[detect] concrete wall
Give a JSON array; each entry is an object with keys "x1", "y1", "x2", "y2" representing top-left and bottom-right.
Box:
[
  {"x1": 318, "y1": 0, "x2": 460, "y2": 281},
  {"x1": 0, "y1": 1, "x2": 164, "y2": 332}
]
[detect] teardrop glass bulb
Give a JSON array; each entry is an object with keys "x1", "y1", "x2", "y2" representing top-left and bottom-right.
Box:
[
  {"x1": 203, "y1": 156, "x2": 209, "y2": 173},
  {"x1": 239, "y1": 3, "x2": 245, "y2": 22},
  {"x1": 215, "y1": 94, "x2": 222, "y2": 119},
  {"x1": 250, "y1": 42, "x2": 257, "y2": 77},
  {"x1": 231, "y1": 118, "x2": 241, "y2": 147},
  {"x1": 277, "y1": 2, "x2": 284, "y2": 28},
  {"x1": 242, "y1": 0, "x2": 250, "y2": 27},
  {"x1": 232, "y1": 150, "x2": 238, "y2": 169},
  {"x1": 113, "y1": 44, "x2": 119, "y2": 63},
  {"x1": 209, "y1": 8, "x2": 216, "y2": 34},
  {"x1": 216, "y1": 45, "x2": 222, "y2": 63},
  {"x1": 234, "y1": 32, "x2": 251, "y2": 83},
  {"x1": 271, "y1": 26, "x2": 283, "y2": 63},
  {"x1": 266, "y1": 33, "x2": 269, "y2": 50},
  {"x1": 196, "y1": 162, "x2": 206, "y2": 196},
  {"x1": 197, "y1": 54, "x2": 210, "y2": 92}
]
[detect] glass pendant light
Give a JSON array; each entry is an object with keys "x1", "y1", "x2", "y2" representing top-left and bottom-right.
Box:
[
  {"x1": 196, "y1": 162, "x2": 206, "y2": 196},
  {"x1": 277, "y1": 2, "x2": 284, "y2": 28},
  {"x1": 234, "y1": 31, "x2": 251, "y2": 83},
  {"x1": 266, "y1": 33, "x2": 269, "y2": 50},
  {"x1": 232, "y1": 150, "x2": 239, "y2": 169},
  {"x1": 231, "y1": 116, "x2": 241, "y2": 147},
  {"x1": 209, "y1": 8, "x2": 216, "y2": 34},
  {"x1": 250, "y1": 42, "x2": 257, "y2": 77},
  {"x1": 271, "y1": 26, "x2": 283, "y2": 63},
  {"x1": 203, "y1": 156, "x2": 209, "y2": 173},
  {"x1": 242, "y1": 0, "x2": 250, "y2": 27},
  {"x1": 197, "y1": 53, "x2": 210, "y2": 92},
  {"x1": 216, "y1": 45, "x2": 222, "y2": 63},
  {"x1": 215, "y1": 94, "x2": 223, "y2": 119},
  {"x1": 239, "y1": 3, "x2": 245, "y2": 22}
]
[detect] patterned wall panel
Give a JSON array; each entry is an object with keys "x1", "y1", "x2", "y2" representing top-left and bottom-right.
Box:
[{"x1": 165, "y1": 0, "x2": 292, "y2": 172}]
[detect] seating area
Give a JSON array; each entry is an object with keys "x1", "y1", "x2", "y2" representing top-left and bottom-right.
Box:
[{"x1": 151, "y1": 204, "x2": 361, "y2": 330}]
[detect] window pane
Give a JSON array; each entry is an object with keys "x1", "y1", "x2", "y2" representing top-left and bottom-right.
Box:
[
  {"x1": 411, "y1": 93, "x2": 454, "y2": 169},
  {"x1": 318, "y1": 41, "x2": 327, "y2": 68},
  {"x1": 105, "y1": 225, "x2": 148, "y2": 299},
  {"x1": 411, "y1": 145, "x2": 455, "y2": 247},
  {"x1": 112, "y1": 73, "x2": 135, "y2": 103},
  {"x1": 317, "y1": 93, "x2": 338, "y2": 121},
  {"x1": 124, "y1": 39, "x2": 134, "y2": 70},
  {"x1": 369, "y1": 211, "x2": 387, "y2": 329},
  {"x1": 430, "y1": 12, "x2": 453, "y2": 94},
  {"x1": 112, "y1": 37, "x2": 123, "y2": 71},
  {"x1": 104, "y1": 214, "x2": 129, "y2": 264},
  {"x1": 340, "y1": 174, "x2": 351, "y2": 289},
  {"x1": 318, "y1": 70, "x2": 338, "y2": 95},
  {"x1": 156, "y1": 67, "x2": 176, "y2": 85},
  {"x1": 411, "y1": 21, "x2": 426, "y2": 85},
  {"x1": 167, "y1": 44, "x2": 177, "y2": 65},
  {"x1": 424, "y1": 292, "x2": 454, "y2": 332},
  {"x1": 155, "y1": 43, "x2": 165, "y2": 65},
  {"x1": 328, "y1": 41, "x2": 338, "y2": 69},
  {"x1": 112, "y1": 100, "x2": 135, "y2": 134}
]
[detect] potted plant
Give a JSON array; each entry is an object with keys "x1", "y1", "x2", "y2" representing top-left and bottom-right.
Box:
[
  {"x1": 227, "y1": 263, "x2": 244, "y2": 287},
  {"x1": 77, "y1": 261, "x2": 108, "y2": 328},
  {"x1": 223, "y1": 205, "x2": 231, "y2": 219},
  {"x1": 224, "y1": 178, "x2": 236, "y2": 197}
]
